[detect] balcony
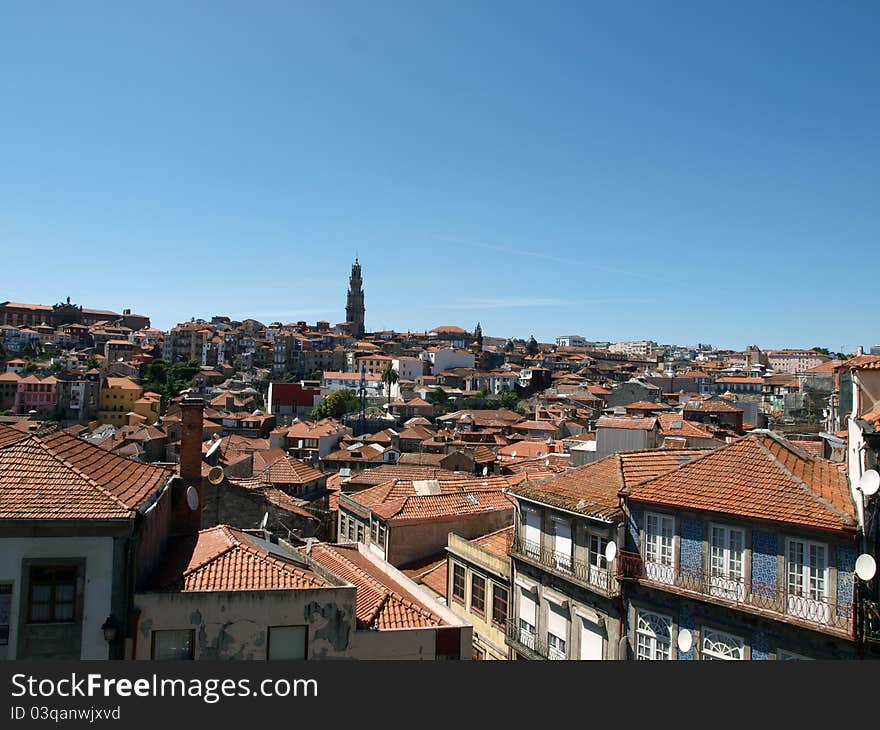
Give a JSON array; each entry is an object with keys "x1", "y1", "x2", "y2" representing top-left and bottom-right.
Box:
[
  {"x1": 617, "y1": 551, "x2": 855, "y2": 639},
  {"x1": 860, "y1": 600, "x2": 880, "y2": 645},
  {"x1": 510, "y1": 535, "x2": 619, "y2": 598},
  {"x1": 505, "y1": 620, "x2": 562, "y2": 660}
]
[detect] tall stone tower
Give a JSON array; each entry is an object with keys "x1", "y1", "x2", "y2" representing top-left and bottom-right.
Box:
[{"x1": 345, "y1": 257, "x2": 366, "y2": 338}]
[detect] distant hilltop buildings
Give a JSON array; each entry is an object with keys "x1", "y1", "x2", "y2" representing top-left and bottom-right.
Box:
[{"x1": 0, "y1": 297, "x2": 149, "y2": 330}]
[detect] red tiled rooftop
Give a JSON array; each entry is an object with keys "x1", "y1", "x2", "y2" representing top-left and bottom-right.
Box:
[
  {"x1": 148, "y1": 525, "x2": 329, "y2": 592},
  {"x1": 627, "y1": 433, "x2": 856, "y2": 533}
]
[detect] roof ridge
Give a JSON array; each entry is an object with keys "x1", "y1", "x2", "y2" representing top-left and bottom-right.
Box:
[
  {"x1": 30, "y1": 434, "x2": 134, "y2": 514},
  {"x1": 752, "y1": 436, "x2": 855, "y2": 526}
]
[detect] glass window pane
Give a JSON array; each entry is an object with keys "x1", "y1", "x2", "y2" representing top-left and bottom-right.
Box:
[
  {"x1": 153, "y1": 630, "x2": 194, "y2": 660},
  {"x1": 268, "y1": 626, "x2": 307, "y2": 660}
]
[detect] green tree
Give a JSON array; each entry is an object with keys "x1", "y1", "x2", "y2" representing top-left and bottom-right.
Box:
[
  {"x1": 84, "y1": 356, "x2": 100, "y2": 371},
  {"x1": 498, "y1": 387, "x2": 520, "y2": 411},
  {"x1": 380, "y1": 362, "x2": 399, "y2": 407},
  {"x1": 426, "y1": 387, "x2": 450, "y2": 414},
  {"x1": 311, "y1": 389, "x2": 360, "y2": 420},
  {"x1": 810, "y1": 346, "x2": 831, "y2": 356}
]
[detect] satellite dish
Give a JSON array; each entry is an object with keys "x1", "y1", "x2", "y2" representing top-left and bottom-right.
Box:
[
  {"x1": 511, "y1": 450, "x2": 517, "y2": 458},
  {"x1": 260, "y1": 512, "x2": 269, "y2": 530},
  {"x1": 604, "y1": 540, "x2": 617, "y2": 563},
  {"x1": 856, "y1": 554, "x2": 877, "y2": 582},
  {"x1": 545, "y1": 459, "x2": 550, "y2": 467},
  {"x1": 185, "y1": 486, "x2": 199, "y2": 511},
  {"x1": 677, "y1": 628, "x2": 693, "y2": 654},
  {"x1": 207, "y1": 466, "x2": 225, "y2": 485},
  {"x1": 859, "y1": 470, "x2": 880, "y2": 497},
  {"x1": 482, "y1": 466, "x2": 488, "y2": 476}
]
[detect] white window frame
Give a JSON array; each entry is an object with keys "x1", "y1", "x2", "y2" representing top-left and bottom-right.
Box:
[
  {"x1": 635, "y1": 609, "x2": 672, "y2": 660},
  {"x1": 709, "y1": 523, "x2": 746, "y2": 600},
  {"x1": 643, "y1": 512, "x2": 676, "y2": 585},
  {"x1": 551, "y1": 517, "x2": 573, "y2": 573},
  {"x1": 700, "y1": 627, "x2": 744, "y2": 660},
  {"x1": 785, "y1": 537, "x2": 830, "y2": 624},
  {"x1": 588, "y1": 531, "x2": 610, "y2": 590}
]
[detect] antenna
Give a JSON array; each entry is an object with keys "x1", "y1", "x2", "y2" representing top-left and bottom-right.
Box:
[
  {"x1": 185, "y1": 486, "x2": 199, "y2": 511},
  {"x1": 859, "y1": 469, "x2": 880, "y2": 497},
  {"x1": 856, "y1": 554, "x2": 876, "y2": 582},
  {"x1": 677, "y1": 628, "x2": 693, "y2": 654},
  {"x1": 260, "y1": 512, "x2": 269, "y2": 530},
  {"x1": 604, "y1": 540, "x2": 617, "y2": 563}
]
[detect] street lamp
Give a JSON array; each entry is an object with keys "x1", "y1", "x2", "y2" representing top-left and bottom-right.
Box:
[{"x1": 101, "y1": 614, "x2": 120, "y2": 644}]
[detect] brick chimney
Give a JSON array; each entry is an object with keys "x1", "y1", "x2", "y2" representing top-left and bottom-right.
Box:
[{"x1": 172, "y1": 393, "x2": 205, "y2": 535}]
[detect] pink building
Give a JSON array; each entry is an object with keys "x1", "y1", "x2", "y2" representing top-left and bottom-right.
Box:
[{"x1": 14, "y1": 375, "x2": 58, "y2": 415}]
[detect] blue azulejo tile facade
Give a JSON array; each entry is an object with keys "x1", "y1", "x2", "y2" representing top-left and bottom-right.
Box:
[{"x1": 679, "y1": 519, "x2": 703, "y2": 581}]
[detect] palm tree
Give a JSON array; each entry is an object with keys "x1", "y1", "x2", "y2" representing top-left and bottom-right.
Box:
[{"x1": 380, "y1": 362, "x2": 399, "y2": 407}]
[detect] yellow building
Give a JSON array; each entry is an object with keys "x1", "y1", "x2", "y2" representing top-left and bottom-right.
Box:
[
  {"x1": 134, "y1": 391, "x2": 162, "y2": 424},
  {"x1": 98, "y1": 376, "x2": 144, "y2": 425}
]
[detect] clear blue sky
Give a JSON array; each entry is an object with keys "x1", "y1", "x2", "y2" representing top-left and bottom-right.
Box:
[{"x1": 1, "y1": 1, "x2": 877, "y2": 352}]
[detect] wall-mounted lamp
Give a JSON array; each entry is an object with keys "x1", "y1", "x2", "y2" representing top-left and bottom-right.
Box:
[{"x1": 101, "y1": 614, "x2": 120, "y2": 644}]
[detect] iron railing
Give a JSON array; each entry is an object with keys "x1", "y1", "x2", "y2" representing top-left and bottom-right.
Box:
[
  {"x1": 510, "y1": 535, "x2": 619, "y2": 597},
  {"x1": 505, "y1": 620, "x2": 565, "y2": 660},
  {"x1": 617, "y1": 550, "x2": 855, "y2": 637}
]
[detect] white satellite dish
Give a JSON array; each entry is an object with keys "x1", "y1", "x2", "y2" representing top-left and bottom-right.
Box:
[
  {"x1": 604, "y1": 540, "x2": 617, "y2": 563},
  {"x1": 545, "y1": 459, "x2": 550, "y2": 467},
  {"x1": 677, "y1": 628, "x2": 693, "y2": 654},
  {"x1": 482, "y1": 466, "x2": 488, "y2": 476},
  {"x1": 855, "y1": 554, "x2": 877, "y2": 582},
  {"x1": 260, "y1": 512, "x2": 269, "y2": 530},
  {"x1": 859, "y1": 470, "x2": 880, "y2": 497},
  {"x1": 185, "y1": 486, "x2": 199, "y2": 511},
  {"x1": 511, "y1": 450, "x2": 517, "y2": 458}
]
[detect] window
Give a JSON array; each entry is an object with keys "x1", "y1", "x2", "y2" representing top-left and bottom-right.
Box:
[
  {"x1": 522, "y1": 507, "x2": 541, "y2": 559},
  {"x1": 491, "y1": 584, "x2": 508, "y2": 629},
  {"x1": 644, "y1": 513, "x2": 675, "y2": 584},
  {"x1": 786, "y1": 538, "x2": 829, "y2": 623},
  {"x1": 709, "y1": 525, "x2": 745, "y2": 599},
  {"x1": 471, "y1": 574, "x2": 486, "y2": 616},
  {"x1": 635, "y1": 610, "x2": 672, "y2": 660},
  {"x1": 267, "y1": 626, "x2": 307, "y2": 660},
  {"x1": 347, "y1": 519, "x2": 355, "y2": 542},
  {"x1": 339, "y1": 515, "x2": 347, "y2": 539},
  {"x1": 377, "y1": 522, "x2": 386, "y2": 546},
  {"x1": 547, "y1": 602, "x2": 569, "y2": 660},
  {"x1": 356, "y1": 523, "x2": 365, "y2": 544},
  {"x1": 451, "y1": 563, "x2": 466, "y2": 603},
  {"x1": 518, "y1": 588, "x2": 537, "y2": 650},
  {"x1": 701, "y1": 627, "x2": 744, "y2": 660},
  {"x1": 151, "y1": 629, "x2": 195, "y2": 660},
  {"x1": 589, "y1": 533, "x2": 609, "y2": 589},
  {"x1": 370, "y1": 519, "x2": 378, "y2": 543},
  {"x1": 552, "y1": 518, "x2": 572, "y2": 572},
  {"x1": 28, "y1": 566, "x2": 76, "y2": 623}
]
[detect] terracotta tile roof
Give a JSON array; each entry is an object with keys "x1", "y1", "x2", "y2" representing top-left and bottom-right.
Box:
[
  {"x1": 0, "y1": 424, "x2": 27, "y2": 449},
  {"x1": 596, "y1": 416, "x2": 658, "y2": 430},
  {"x1": 397, "y1": 452, "x2": 447, "y2": 466},
  {"x1": 371, "y1": 489, "x2": 514, "y2": 523},
  {"x1": 470, "y1": 525, "x2": 513, "y2": 558},
  {"x1": 0, "y1": 429, "x2": 172, "y2": 519},
  {"x1": 624, "y1": 401, "x2": 668, "y2": 410},
  {"x1": 511, "y1": 449, "x2": 706, "y2": 521},
  {"x1": 683, "y1": 398, "x2": 743, "y2": 413},
  {"x1": 345, "y1": 465, "x2": 472, "y2": 488},
  {"x1": 346, "y1": 474, "x2": 514, "y2": 511},
  {"x1": 657, "y1": 413, "x2": 717, "y2": 440},
  {"x1": 472, "y1": 446, "x2": 496, "y2": 464},
  {"x1": 148, "y1": 525, "x2": 329, "y2": 592},
  {"x1": 415, "y1": 559, "x2": 448, "y2": 597},
  {"x1": 840, "y1": 355, "x2": 880, "y2": 370},
  {"x1": 260, "y1": 457, "x2": 325, "y2": 485},
  {"x1": 627, "y1": 433, "x2": 856, "y2": 533},
  {"x1": 307, "y1": 543, "x2": 446, "y2": 629}
]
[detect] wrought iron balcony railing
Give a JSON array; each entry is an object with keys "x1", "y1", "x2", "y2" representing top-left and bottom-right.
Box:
[
  {"x1": 510, "y1": 535, "x2": 619, "y2": 597},
  {"x1": 617, "y1": 550, "x2": 855, "y2": 638},
  {"x1": 505, "y1": 620, "x2": 566, "y2": 660}
]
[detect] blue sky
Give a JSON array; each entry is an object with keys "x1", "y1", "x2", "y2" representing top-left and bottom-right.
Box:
[{"x1": 1, "y1": 1, "x2": 877, "y2": 352}]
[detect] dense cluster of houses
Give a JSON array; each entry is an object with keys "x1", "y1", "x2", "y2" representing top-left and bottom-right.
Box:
[{"x1": 1, "y1": 284, "x2": 879, "y2": 660}]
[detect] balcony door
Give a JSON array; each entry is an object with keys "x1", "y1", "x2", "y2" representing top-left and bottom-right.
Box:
[
  {"x1": 709, "y1": 525, "x2": 745, "y2": 600},
  {"x1": 786, "y1": 539, "x2": 830, "y2": 624},
  {"x1": 552, "y1": 519, "x2": 572, "y2": 573},
  {"x1": 644, "y1": 513, "x2": 675, "y2": 584},
  {"x1": 579, "y1": 615, "x2": 603, "y2": 660},
  {"x1": 523, "y1": 508, "x2": 541, "y2": 560}
]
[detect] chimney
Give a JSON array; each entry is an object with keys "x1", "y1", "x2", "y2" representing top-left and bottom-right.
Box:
[{"x1": 172, "y1": 393, "x2": 205, "y2": 535}]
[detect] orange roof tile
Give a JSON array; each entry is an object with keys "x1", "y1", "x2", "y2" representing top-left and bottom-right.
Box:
[
  {"x1": 307, "y1": 543, "x2": 446, "y2": 629},
  {"x1": 511, "y1": 449, "x2": 706, "y2": 521},
  {"x1": 628, "y1": 433, "x2": 856, "y2": 533},
  {"x1": 0, "y1": 428, "x2": 172, "y2": 519},
  {"x1": 148, "y1": 525, "x2": 330, "y2": 592}
]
